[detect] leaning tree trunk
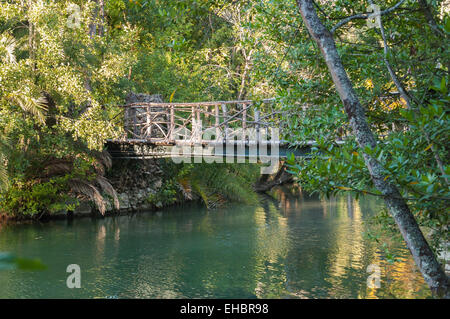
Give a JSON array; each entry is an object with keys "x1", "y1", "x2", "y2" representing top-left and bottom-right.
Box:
[{"x1": 296, "y1": 0, "x2": 449, "y2": 297}]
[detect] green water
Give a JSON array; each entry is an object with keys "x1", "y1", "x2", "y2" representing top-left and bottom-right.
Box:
[{"x1": 0, "y1": 186, "x2": 430, "y2": 298}]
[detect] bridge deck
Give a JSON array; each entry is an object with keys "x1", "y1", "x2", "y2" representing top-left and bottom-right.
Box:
[{"x1": 106, "y1": 139, "x2": 318, "y2": 159}]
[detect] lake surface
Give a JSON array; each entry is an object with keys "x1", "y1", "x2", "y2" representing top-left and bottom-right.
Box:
[{"x1": 0, "y1": 186, "x2": 430, "y2": 298}]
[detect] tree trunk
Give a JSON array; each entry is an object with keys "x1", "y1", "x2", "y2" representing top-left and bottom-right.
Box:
[
  {"x1": 98, "y1": 0, "x2": 105, "y2": 36},
  {"x1": 296, "y1": 0, "x2": 449, "y2": 297},
  {"x1": 88, "y1": 0, "x2": 99, "y2": 39},
  {"x1": 28, "y1": 0, "x2": 35, "y2": 72}
]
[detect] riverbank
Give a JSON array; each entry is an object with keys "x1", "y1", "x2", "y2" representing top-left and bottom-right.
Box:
[
  {"x1": 0, "y1": 158, "x2": 190, "y2": 221},
  {"x1": 1, "y1": 159, "x2": 282, "y2": 222}
]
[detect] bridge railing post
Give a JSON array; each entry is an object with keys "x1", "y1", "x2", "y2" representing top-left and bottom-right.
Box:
[
  {"x1": 132, "y1": 107, "x2": 138, "y2": 137},
  {"x1": 215, "y1": 104, "x2": 220, "y2": 142},
  {"x1": 191, "y1": 105, "x2": 195, "y2": 143},
  {"x1": 169, "y1": 105, "x2": 174, "y2": 142},
  {"x1": 242, "y1": 103, "x2": 247, "y2": 131},
  {"x1": 146, "y1": 105, "x2": 151, "y2": 139},
  {"x1": 124, "y1": 107, "x2": 129, "y2": 138},
  {"x1": 196, "y1": 104, "x2": 201, "y2": 143},
  {"x1": 222, "y1": 103, "x2": 228, "y2": 143},
  {"x1": 254, "y1": 108, "x2": 260, "y2": 143}
]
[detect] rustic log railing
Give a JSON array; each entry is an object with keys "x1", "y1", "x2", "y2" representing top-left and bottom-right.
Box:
[
  {"x1": 113, "y1": 99, "x2": 283, "y2": 145},
  {"x1": 106, "y1": 99, "x2": 349, "y2": 161}
]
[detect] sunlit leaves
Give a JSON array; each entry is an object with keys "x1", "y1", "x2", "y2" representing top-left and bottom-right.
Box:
[{"x1": 60, "y1": 103, "x2": 121, "y2": 150}]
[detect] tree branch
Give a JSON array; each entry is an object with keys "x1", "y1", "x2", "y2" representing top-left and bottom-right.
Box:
[
  {"x1": 296, "y1": 0, "x2": 449, "y2": 297},
  {"x1": 331, "y1": 0, "x2": 407, "y2": 34},
  {"x1": 369, "y1": 0, "x2": 449, "y2": 186}
]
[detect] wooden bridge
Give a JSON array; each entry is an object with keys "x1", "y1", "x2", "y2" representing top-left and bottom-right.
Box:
[{"x1": 106, "y1": 99, "x2": 323, "y2": 161}]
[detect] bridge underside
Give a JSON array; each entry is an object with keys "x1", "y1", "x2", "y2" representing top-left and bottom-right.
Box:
[{"x1": 106, "y1": 140, "x2": 313, "y2": 160}]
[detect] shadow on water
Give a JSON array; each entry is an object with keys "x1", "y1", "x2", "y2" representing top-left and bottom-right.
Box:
[{"x1": 0, "y1": 186, "x2": 430, "y2": 298}]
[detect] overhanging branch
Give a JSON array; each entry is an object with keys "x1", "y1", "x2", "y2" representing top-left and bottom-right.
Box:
[{"x1": 331, "y1": 0, "x2": 407, "y2": 34}]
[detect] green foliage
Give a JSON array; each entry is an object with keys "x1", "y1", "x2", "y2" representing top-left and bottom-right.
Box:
[
  {"x1": 0, "y1": 175, "x2": 75, "y2": 217},
  {"x1": 147, "y1": 180, "x2": 178, "y2": 208},
  {"x1": 0, "y1": 0, "x2": 446, "y2": 249},
  {"x1": 0, "y1": 252, "x2": 46, "y2": 271},
  {"x1": 280, "y1": 2, "x2": 450, "y2": 254},
  {"x1": 0, "y1": 133, "x2": 10, "y2": 191},
  {"x1": 184, "y1": 162, "x2": 260, "y2": 208},
  {"x1": 153, "y1": 160, "x2": 260, "y2": 209},
  {"x1": 0, "y1": 1, "x2": 269, "y2": 217},
  {"x1": 0, "y1": 0, "x2": 128, "y2": 216}
]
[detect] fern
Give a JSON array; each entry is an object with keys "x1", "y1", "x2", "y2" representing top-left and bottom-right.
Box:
[
  {"x1": 190, "y1": 179, "x2": 210, "y2": 208},
  {"x1": 181, "y1": 162, "x2": 259, "y2": 208}
]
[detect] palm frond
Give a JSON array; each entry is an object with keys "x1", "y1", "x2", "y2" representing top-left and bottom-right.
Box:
[
  {"x1": 99, "y1": 150, "x2": 113, "y2": 169},
  {"x1": 42, "y1": 159, "x2": 72, "y2": 177},
  {"x1": 0, "y1": 33, "x2": 17, "y2": 64},
  {"x1": 95, "y1": 176, "x2": 120, "y2": 210},
  {"x1": 177, "y1": 177, "x2": 193, "y2": 200},
  {"x1": 69, "y1": 178, "x2": 106, "y2": 215},
  {"x1": 90, "y1": 150, "x2": 112, "y2": 175},
  {"x1": 31, "y1": 149, "x2": 118, "y2": 215},
  {"x1": 9, "y1": 93, "x2": 47, "y2": 124}
]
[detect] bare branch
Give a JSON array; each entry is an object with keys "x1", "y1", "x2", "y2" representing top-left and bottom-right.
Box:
[{"x1": 331, "y1": 0, "x2": 407, "y2": 34}]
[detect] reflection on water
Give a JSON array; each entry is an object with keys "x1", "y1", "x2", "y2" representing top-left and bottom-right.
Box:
[{"x1": 0, "y1": 186, "x2": 430, "y2": 298}]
